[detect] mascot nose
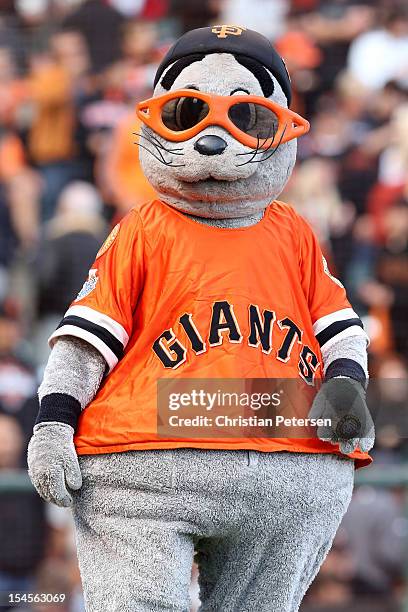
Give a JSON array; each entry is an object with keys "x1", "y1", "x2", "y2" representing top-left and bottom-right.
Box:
[{"x1": 194, "y1": 135, "x2": 227, "y2": 156}]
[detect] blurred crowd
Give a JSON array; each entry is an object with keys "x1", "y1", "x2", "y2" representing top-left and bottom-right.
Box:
[{"x1": 0, "y1": 0, "x2": 408, "y2": 610}]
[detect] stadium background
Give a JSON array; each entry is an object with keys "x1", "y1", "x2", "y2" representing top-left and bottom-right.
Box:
[{"x1": 0, "y1": 0, "x2": 408, "y2": 610}]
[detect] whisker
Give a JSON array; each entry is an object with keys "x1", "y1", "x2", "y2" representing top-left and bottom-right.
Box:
[
  {"x1": 138, "y1": 133, "x2": 185, "y2": 158},
  {"x1": 262, "y1": 123, "x2": 277, "y2": 152},
  {"x1": 236, "y1": 124, "x2": 274, "y2": 156},
  {"x1": 236, "y1": 136, "x2": 262, "y2": 157},
  {"x1": 137, "y1": 135, "x2": 167, "y2": 164},
  {"x1": 236, "y1": 135, "x2": 261, "y2": 166},
  {"x1": 256, "y1": 124, "x2": 287, "y2": 162},
  {"x1": 134, "y1": 141, "x2": 167, "y2": 164},
  {"x1": 133, "y1": 131, "x2": 184, "y2": 155},
  {"x1": 134, "y1": 141, "x2": 185, "y2": 168},
  {"x1": 137, "y1": 133, "x2": 165, "y2": 156},
  {"x1": 236, "y1": 128, "x2": 275, "y2": 166},
  {"x1": 254, "y1": 124, "x2": 276, "y2": 157},
  {"x1": 235, "y1": 123, "x2": 286, "y2": 167},
  {"x1": 145, "y1": 131, "x2": 184, "y2": 154}
]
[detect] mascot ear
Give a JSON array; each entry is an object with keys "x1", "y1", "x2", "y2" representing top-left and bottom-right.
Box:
[
  {"x1": 160, "y1": 54, "x2": 206, "y2": 90},
  {"x1": 233, "y1": 55, "x2": 274, "y2": 98}
]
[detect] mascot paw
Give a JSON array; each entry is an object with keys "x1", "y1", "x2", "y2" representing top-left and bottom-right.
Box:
[
  {"x1": 27, "y1": 422, "x2": 82, "y2": 507},
  {"x1": 309, "y1": 377, "x2": 375, "y2": 455}
]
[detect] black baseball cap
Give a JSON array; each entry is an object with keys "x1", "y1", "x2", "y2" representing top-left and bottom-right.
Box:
[{"x1": 154, "y1": 25, "x2": 292, "y2": 104}]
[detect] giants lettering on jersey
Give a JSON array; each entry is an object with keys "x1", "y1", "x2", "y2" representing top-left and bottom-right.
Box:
[{"x1": 152, "y1": 300, "x2": 320, "y2": 384}]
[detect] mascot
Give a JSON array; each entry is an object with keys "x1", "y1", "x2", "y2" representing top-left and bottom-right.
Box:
[{"x1": 28, "y1": 26, "x2": 374, "y2": 612}]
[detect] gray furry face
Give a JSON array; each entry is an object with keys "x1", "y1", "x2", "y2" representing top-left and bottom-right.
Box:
[{"x1": 138, "y1": 54, "x2": 297, "y2": 219}]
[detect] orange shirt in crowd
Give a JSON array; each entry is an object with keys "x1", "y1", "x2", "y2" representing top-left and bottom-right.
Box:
[
  {"x1": 0, "y1": 133, "x2": 25, "y2": 180},
  {"x1": 27, "y1": 63, "x2": 76, "y2": 164},
  {"x1": 106, "y1": 114, "x2": 156, "y2": 213}
]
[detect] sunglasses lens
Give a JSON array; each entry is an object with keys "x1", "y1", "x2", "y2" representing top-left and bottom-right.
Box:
[
  {"x1": 162, "y1": 96, "x2": 209, "y2": 132},
  {"x1": 228, "y1": 102, "x2": 279, "y2": 142}
]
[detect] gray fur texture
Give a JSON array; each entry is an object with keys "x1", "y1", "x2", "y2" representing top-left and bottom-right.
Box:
[
  {"x1": 321, "y1": 333, "x2": 368, "y2": 378},
  {"x1": 28, "y1": 337, "x2": 105, "y2": 508},
  {"x1": 185, "y1": 210, "x2": 264, "y2": 228},
  {"x1": 138, "y1": 54, "x2": 296, "y2": 223},
  {"x1": 28, "y1": 422, "x2": 82, "y2": 507},
  {"x1": 38, "y1": 336, "x2": 105, "y2": 407},
  {"x1": 72, "y1": 449, "x2": 354, "y2": 612}
]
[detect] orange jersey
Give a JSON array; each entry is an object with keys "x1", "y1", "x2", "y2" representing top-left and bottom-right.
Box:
[{"x1": 50, "y1": 199, "x2": 370, "y2": 467}]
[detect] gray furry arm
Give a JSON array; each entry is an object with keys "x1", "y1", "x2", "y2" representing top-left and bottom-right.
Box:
[
  {"x1": 310, "y1": 332, "x2": 373, "y2": 454},
  {"x1": 36, "y1": 336, "x2": 106, "y2": 430},
  {"x1": 321, "y1": 333, "x2": 368, "y2": 383}
]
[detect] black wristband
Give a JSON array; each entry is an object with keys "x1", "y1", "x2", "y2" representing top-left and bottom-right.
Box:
[
  {"x1": 35, "y1": 393, "x2": 82, "y2": 430},
  {"x1": 325, "y1": 358, "x2": 367, "y2": 387}
]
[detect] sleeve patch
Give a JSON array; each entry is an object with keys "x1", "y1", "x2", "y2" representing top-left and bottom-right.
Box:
[{"x1": 75, "y1": 269, "x2": 98, "y2": 302}]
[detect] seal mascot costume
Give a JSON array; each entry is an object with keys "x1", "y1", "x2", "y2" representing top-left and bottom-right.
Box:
[{"x1": 28, "y1": 25, "x2": 374, "y2": 612}]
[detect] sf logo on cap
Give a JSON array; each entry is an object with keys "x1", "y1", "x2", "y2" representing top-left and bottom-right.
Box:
[{"x1": 211, "y1": 25, "x2": 246, "y2": 39}]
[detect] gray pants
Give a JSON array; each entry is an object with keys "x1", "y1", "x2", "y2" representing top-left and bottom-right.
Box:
[{"x1": 72, "y1": 449, "x2": 354, "y2": 612}]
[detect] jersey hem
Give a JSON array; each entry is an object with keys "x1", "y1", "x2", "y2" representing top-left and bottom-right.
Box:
[{"x1": 74, "y1": 439, "x2": 371, "y2": 469}]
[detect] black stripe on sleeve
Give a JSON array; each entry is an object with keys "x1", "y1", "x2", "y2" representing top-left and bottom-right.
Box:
[
  {"x1": 325, "y1": 358, "x2": 366, "y2": 387},
  {"x1": 58, "y1": 315, "x2": 124, "y2": 361},
  {"x1": 35, "y1": 393, "x2": 82, "y2": 430},
  {"x1": 315, "y1": 318, "x2": 364, "y2": 348}
]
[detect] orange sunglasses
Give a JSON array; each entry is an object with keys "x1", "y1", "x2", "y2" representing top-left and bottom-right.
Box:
[{"x1": 136, "y1": 89, "x2": 310, "y2": 150}]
